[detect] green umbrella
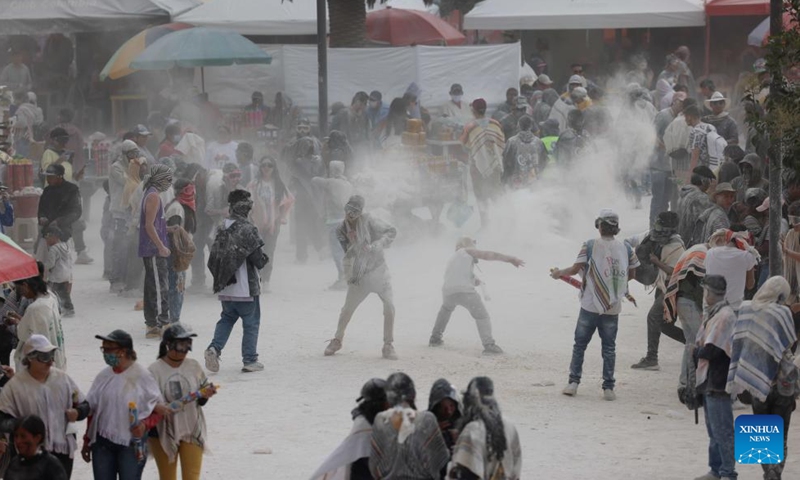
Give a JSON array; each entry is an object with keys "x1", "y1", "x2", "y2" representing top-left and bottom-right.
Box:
[{"x1": 130, "y1": 27, "x2": 272, "y2": 91}]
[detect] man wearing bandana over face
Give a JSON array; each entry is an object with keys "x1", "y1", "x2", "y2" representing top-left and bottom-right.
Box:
[
  {"x1": 205, "y1": 190, "x2": 269, "y2": 373},
  {"x1": 139, "y1": 164, "x2": 174, "y2": 339},
  {"x1": 324, "y1": 195, "x2": 398, "y2": 360},
  {"x1": 631, "y1": 212, "x2": 687, "y2": 371}
]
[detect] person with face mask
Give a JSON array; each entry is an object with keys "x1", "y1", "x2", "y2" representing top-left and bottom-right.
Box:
[
  {"x1": 630, "y1": 212, "x2": 687, "y2": 371},
  {"x1": 205, "y1": 190, "x2": 269, "y2": 373},
  {"x1": 0, "y1": 335, "x2": 88, "y2": 478},
  {"x1": 440, "y1": 83, "x2": 471, "y2": 124},
  {"x1": 149, "y1": 323, "x2": 216, "y2": 480},
  {"x1": 139, "y1": 165, "x2": 174, "y2": 339},
  {"x1": 158, "y1": 123, "x2": 183, "y2": 159},
  {"x1": 324, "y1": 195, "x2": 398, "y2": 360},
  {"x1": 83, "y1": 329, "x2": 165, "y2": 480}
]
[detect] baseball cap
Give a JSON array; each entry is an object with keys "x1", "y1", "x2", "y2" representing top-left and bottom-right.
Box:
[
  {"x1": 132, "y1": 124, "x2": 152, "y2": 136},
  {"x1": 95, "y1": 329, "x2": 134, "y2": 350},
  {"x1": 22, "y1": 334, "x2": 58, "y2": 356},
  {"x1": 597, "y1": 208, "x2": 619, "y2": 226},
  {"x1": 121, "y1": 139, "x2": 139, "y2": 153},
  {"x1": 756, "y1": 196, "x2": 784, "y2": 213},
  {"x1": 702, "y1": 275, "x2": 727, "y2": 296},
  {"x1": 449, "y1": 83, "x2": 463, "y2": 95},
  {"x1": 44, "y1": 164, "x2": 65, "y2": 177},
  {"x1": 537, "y1": 74, "x2": 553, "y2": 86},
  {"x1": 568, "y1": 74, "x2": 585, "y2": 86},
  {"x1": 162, "y1": 323, "x2": 198, "y2": 342},
  {"x1": 571, "y1": 87, "x2": 588, "y2": 99},
  {"x1": 369, "y1": 90, "x2": 382, "y2": 101},
  {"x1": 222, "y1": 162, "x2": 242, "y2": 175},
  {"x1": 471, "y1": 98, "x2": 487, "y2": 112}
]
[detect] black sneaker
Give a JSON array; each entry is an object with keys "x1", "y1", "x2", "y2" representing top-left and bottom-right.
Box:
[{"x1": 630, "y1": 357, "x2": 660, "y2": 371}]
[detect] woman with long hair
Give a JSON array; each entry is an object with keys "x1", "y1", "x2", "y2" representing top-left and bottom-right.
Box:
[
  {"x1": 247, "y1": 156, "x2": 294, "y2": 289},
  {"x1": 148, "y1": 323, "x2": 216, "y2": 480},
  {"x1": 378, "y1": 98, "x2": 408, "y2": 150},
  {"x1": 449, "y1": 377, "x2": 521, "y2": 480},
  {"x1": 5, "y1": 264, "x2": 66, "y2": 371}
]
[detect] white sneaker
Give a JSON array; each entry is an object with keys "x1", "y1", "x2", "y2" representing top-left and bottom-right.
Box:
[
  {"x1": 75, "y1": 251, "x2": 94, "y2": 265},
  {"x1": 242, "y1": 361, "x2": 264, "y2": 372},
  {"x1": 205, "y1": 347, "x2": 220, "y2": 373},
  {"x1": 562, "y1": 382, "x2": 578, "y2": 396},
  {"x1": 603, "y1": 389, "x2": 616, "y2": 401}
]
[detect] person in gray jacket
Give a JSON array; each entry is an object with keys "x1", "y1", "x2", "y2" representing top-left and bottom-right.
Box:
[{"x1": 324, "y1": 196, "x2": 398, "y2": 360}]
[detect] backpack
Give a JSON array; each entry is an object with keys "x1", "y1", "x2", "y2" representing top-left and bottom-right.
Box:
[
  {"x1": 776, "y1": 351, "x2": 800, "y2": 398},
  {"x1": 633, "y1": 236, "x2": 662, "y2": 287},
  {"x1": 169, "y1": 226, "x2": 196, "y2": 272},
  {"x1": 705, "y1": 127, "x2": 727, "y2": 170},
  {"x1": 583, "y1": 239, "x2": 634, "y2": 290}
]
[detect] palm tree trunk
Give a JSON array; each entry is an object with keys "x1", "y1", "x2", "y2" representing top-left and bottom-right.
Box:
[{"x1": 328, "y1": 0, "x2": 368, "y2": 48}]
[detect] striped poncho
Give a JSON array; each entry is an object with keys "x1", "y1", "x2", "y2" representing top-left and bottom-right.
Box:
[
  {"x1": 461, "y1": 118, "x2": 505, "y2": 178},
  {"x1": 664, "y1": 244, "x2": 707, "y2": 324},
  {"x1": 726, "y1": 280, "x2": 797, "y2": 402}
]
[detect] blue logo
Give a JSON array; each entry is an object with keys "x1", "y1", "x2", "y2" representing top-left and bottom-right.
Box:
[{"x1": 735, "y1": 414, "x2": 784, "y2": 465}]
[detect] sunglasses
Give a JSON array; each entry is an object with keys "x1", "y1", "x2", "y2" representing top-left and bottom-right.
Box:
[{"x1": 28, "y1": 351, "x2": 55, "y2": 363}]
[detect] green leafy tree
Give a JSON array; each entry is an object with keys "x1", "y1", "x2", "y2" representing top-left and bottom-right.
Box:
[{"x1": 747, "y1": 0, "x2": 800, "y2": 172}]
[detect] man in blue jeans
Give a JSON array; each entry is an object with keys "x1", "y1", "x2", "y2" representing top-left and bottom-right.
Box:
[
  {"x1": 205, "y1": 189, "x2": 269, "y2": 373},
  {"x1": 550, "y1": 209, "x2": 639, "y2": 401},
  {"x1": 693, "y1": 275, "x2": 737, "y2": 480}
]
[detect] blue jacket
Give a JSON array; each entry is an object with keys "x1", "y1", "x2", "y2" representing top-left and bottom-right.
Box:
[{"x1": 0, "y1": 200, "x2": 13, "y2": 234}]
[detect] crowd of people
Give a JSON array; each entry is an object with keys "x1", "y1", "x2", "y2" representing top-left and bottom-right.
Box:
[
  {"x1": 0, "y1": 39, "x2": 798, "y2": 480},
  {"x1": 310, "y1": 373, "x2": 521, "y2": 480}
]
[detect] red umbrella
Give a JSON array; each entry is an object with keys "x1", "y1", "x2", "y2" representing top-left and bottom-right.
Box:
[
  {"x1": 367, "y1": 7, "x2": 466, "y2": 46},
  {"x1": 0, "y1": 233, "x2": 38, "y2": 284}
]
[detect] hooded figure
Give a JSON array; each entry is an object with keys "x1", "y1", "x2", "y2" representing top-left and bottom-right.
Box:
[
  {"x1": 310, "y1": 378, "x2": 389, "y2": 480},
  {"x1": 501, "y1": 115, "x2": 547, "y2": 188},
  {"x1": 369, "y1": 373, "x2": 450, "y2": 480},
  {"x1": 726, "y1": 277, "x2": 797, "y2": 480},
  {"x1": 731, "y1": 154, "x2": 768, "y2": 203},
  {"x1": 449, "y1": 377, "x2": 522, "y2": 480},
  {"x1": 533, "y1": 88, "x2": 558, "y2": 126},
  {"x1": 428, "y1": 379, "x2": 462, "y2": 452}
]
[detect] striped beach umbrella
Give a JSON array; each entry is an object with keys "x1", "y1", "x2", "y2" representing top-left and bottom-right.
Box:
[{"x1": 100, "y1": 22, "x2": 194, "y2": 81}]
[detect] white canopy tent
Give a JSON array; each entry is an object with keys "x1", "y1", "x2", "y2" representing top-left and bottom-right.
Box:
[
  {"x1": 0, "y1": 0, "x2": 200, "y2": 35},
  {"x1": 463, "y1": 0, "x2": 706, "y2": 30},
  {"x1": 174, "y1": 0, "x2": 435, "y2": 36},
  {"x1": 175, "y1": 0, "x2": 320, "y2": 35}
]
